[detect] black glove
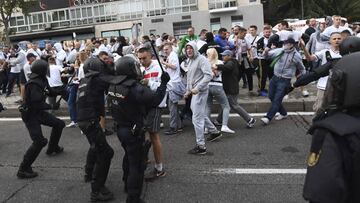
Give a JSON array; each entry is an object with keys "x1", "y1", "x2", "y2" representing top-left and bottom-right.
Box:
[
  {"x1": 161, "y1": 72, "x2": 170, "y2": 84},
  {"x1": 285, "y1": 85, "x2": 294, "y2": 95}
]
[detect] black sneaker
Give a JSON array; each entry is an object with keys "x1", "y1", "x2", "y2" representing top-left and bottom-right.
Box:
[
  {"x1": 246, "y1": 118, "x2": 256, "y2": 128},
  {"x1": 164, "y1": 128, "x2": 177, "y2": 135},
  {"x1": 104, "y1": 129, "x2": 113, "y2": 136},
  {"x1": 90, "y1": 190, "x2": 114, "y2": 202},
  {"x1": 213, "y1": 120, "x2": 222, "y2": 126},
  {"x1": 144, "y1": 168, "x2": 166, "y2": 182},
  {"x1": 206, "y1": 132, "x2": 222, "y2": 142},
  {"x1": 46, "y1": 146, "x2": 64, "y2": 156},
  {"x1": 188, "y1": 146, "x2": 206, "y2": 155},
  {"x1": 17, "y1": 168, "x2": 38, "y2": 179},
  {"x1": 100, "y1": 186, "x2": 113, "y2": 196}
]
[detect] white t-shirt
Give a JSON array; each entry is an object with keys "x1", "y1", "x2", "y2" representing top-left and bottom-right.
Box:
[
  {"x1": 277, "y1": 30, "x2": 302, "y2": 42},
  {"x1": 23, "y1": 62, "x2": 32, "y2": 82},
  {"x1": 165, "y1": 51, "x2": 181, "y2": 83},
  {"x1": 196, "y1": 40, "x2": 207, "y2": 51},
  {"x1": 47, "y1": 64, "x2": 64, "y2": 87},
  {"x1": 314, "y1": 49, "x2": 342, "y2": 90},
  {"x1": 322, "y1": 25, "x2": 352, "y2": 37},
  {"x1": 209, "y1": 60, "x2": 224, "y2": 86},
  {"x1": 245, "y1": 34, "x2": 260, "y2": 59},
  {"x1": 235, "y1": 38, "x2": 251, "y2": 61},
  {"x1": 155, "y1": 38, "x2": 163, "y2": 47}
]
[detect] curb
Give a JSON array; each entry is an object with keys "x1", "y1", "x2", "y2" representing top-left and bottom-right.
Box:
[{"x1": 0, "y1": 98, "x2": 315, "y2": 118}]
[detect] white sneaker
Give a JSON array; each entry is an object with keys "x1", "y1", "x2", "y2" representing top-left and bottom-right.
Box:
[
  {"x1": 66, "y1": 121, "x2": 77, "y2": 128},
  {"x1": 275, "y1": 114, "x2": 288, "y2": 121},
  {"x1": 260, "y1": 117, "x2": 270, "y2": 125},
  {"x1": 221, "y1": 125, "x2": 235, "y2": 134},
  {"x1": 302, "y1": 90, "x2": 309, "y2": 97},
  {"x1": 160, "y1": 121, "x2": 164, "y2": 129},
  {"x1": 283, "y1": 95, "x2": 289, "y2": 100},
  {"x1": 204, "y1": 128, "x2": 209, "y2": 135}
]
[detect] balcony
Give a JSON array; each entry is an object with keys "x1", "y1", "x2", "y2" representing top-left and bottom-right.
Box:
[{"x1": 9, "y1": 0, "x2": 198, "y2": 34}]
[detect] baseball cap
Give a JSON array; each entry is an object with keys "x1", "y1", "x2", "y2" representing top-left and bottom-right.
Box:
[
  {"x1": 283, "y1": 38, "x2": 296, "y2": 44},
  {"x1": 220, "y1": 50, "x2": 233, "y2": 56}
]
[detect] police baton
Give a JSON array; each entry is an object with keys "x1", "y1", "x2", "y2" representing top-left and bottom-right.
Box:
[{"x1": 150, "y1": 41, "x2": 165, "y2": 73}]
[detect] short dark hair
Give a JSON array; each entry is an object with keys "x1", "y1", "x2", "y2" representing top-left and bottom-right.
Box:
[
  {"x1": 279, "y1": 20, "x2": 289, "y2": 28},
  {"x1": 94, "y1": 40, "x2": 101, "y2": 45},
  {"x1": 138, "y1": 47, "x2": 152, "y2": 54},
  {"x1": 218, "y1": 28, "x2": 227, "y2": 34},
  {"x1": 249, "y1": 25, "x2": 258, "y2": 30},
  {"x1": 239, "y1": 27, "x2": 247, "y2": 33},
  {"x1": 341, "y1": 30, "x2": 351, "y2": 36},
  {"x1": 142, "y1": 35, "x2": 150, "y2": 41},
  {"x1": 98, "y1": 51, "x2": 109, "y2": 57},
  {"x1": 26, "y1": 53, "x2": 36, "y2": 60}
]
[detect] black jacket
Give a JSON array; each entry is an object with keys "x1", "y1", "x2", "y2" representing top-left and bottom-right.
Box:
[
  {"x1": 24, "y1": 77, "x2": 57, "y2": 112},
  {"x1": 217, "y1": 59, "x2": 240, "y2": 95},
  {"x1": 108, "y1": 79, "x2": 167, "y2": 127},
  {"x1": 199, "y1": 41, "x2": 222, "y2": 57},
  {"x1": 77, "y1": 72, "x2": 109, "y2": 121}
]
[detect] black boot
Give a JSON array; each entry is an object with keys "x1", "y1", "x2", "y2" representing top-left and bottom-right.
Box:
[
  {"x1": 17, "y1": 166, "x2": 38, "y2": 179},
  {"x1": 46, "y1": 146, "x2": 64, "y2": 155},
  {"x1": 126, "y1": 196, "x2": 145, "y2": 203},
  {"x1": 90, "y1": 190, "x2": 114, "y2": 202}
]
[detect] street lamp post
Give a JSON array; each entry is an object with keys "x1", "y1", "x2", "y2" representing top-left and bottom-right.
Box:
[{"x1": 301, "y1": 0, "x2": 304, "y2": 19}]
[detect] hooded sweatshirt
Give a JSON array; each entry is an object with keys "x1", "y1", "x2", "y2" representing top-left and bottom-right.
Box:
[
  {"x1": 54, "y1": 43, "x2": 67, "y2": 67},
  {"x1": 185, "y1": 41, "x2": 213, "y2": 93}
]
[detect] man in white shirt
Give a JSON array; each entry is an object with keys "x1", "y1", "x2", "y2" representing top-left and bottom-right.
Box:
[
  {"x1": 53, "y1": 43, "x2": 66, "y2": 67},
  {"x1": 137, "y1": 47, "x2": 166, "y2": 181},
  {"x1": 6, "y1": 44, "x2": 26, "y2": 98},
  {"x1": 302, "y1": 32, "x2": 343, "y2": 113},
  {"x1": 47, "y1": 57, "x2": 65, "y2": 110},
  {"x1": 161, "y1": 43, "x2": 185, "y2": 135},
  {"x1": 322, "y1": 15, "x2": 352, "y2": 38}
]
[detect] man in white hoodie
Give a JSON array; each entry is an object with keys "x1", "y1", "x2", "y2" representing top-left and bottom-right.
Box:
[
  {"x1": 53, "y1": 43, "x2": 66, "y2": 67},
  {"x1": 184, "y1": 41, "x2": 222, "y2": 155}
]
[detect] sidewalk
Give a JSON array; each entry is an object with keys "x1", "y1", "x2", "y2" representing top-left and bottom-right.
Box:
[{"x1": 0, "y1": 80, "x2": 317, "y2": 118}]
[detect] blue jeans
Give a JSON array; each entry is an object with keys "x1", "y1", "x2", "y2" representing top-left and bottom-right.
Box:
[
  {"x1": 266, "y1": 76, "x2": 290, "y2": 120},
  {"x1": 67, "y1": 85, "x2": 78, "y2": 122},
  {"x1": 207, "y1": 85, "x2": 231, "y2": 126}
]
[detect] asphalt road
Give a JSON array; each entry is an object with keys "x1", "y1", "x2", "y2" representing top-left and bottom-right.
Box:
[{"x1": 0, "y1": 115, "x2": 313, "y2": 203}]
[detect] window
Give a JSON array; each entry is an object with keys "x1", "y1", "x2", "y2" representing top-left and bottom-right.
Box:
[
  {"x1": 173, "y1": 21, "x2": 191, "y2": 37},
  {"x1": 208, "y1": 0, "x2": 237, "y2": 9},
  {"x1": 231, "y1": 15, "x2": 243, "y2": 27},
  {"x1": 210, "y1": 18, "x2": 221, "y2": 32}
]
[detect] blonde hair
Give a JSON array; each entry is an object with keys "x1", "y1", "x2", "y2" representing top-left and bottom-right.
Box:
[{"x1": 206, "y1": 48, "x2": 219, "y2": 65}]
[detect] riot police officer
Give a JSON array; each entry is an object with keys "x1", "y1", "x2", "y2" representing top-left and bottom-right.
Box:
[
  {"x1": 17, "y1": 59, "x2": 65, "y2": 179},
  {"x1": 303, "y1": 41, "x2": 360, "y2": 203},
  {"x1": 107, "y1": 56, "x2": 170, "y2": 203},
  {"x1": 77, "y1": 52, "x2": 114, "y2": 202}
]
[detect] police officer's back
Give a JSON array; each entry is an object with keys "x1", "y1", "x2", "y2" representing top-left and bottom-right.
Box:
[
  {"x1": 303, "y1": 40, "x2": 360, "y2": 203},
  {"x1": 107, "y1": 56, "x2": 169, "y2": 203}
]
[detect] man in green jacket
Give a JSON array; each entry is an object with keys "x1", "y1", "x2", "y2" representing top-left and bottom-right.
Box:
[{"x1": 177, "y1": 27, "x2": 198, "y2": 55}]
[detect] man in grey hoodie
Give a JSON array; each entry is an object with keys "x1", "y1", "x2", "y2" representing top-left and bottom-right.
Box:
[{"x1": 184, "y1": 41, "x2": 222, "y2": 155}]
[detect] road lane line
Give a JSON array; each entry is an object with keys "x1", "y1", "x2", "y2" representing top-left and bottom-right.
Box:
[
  {"x1": 209, "y1": 168, "x2": 307, "y2": 174},
  {"x1": 0, "y1": 112, "x2": 315, "y2": 121}
]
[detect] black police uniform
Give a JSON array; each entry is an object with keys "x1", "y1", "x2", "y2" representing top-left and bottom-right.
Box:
[
  {"x1": 76, "y1": 57, "x2": 114, "y2": 202},
  {"x1": 303, "y1": 52, "x2": 360, "y2": 203},
  {"x1": 107, "y1": 56, "x2": 169, "y2": 203},
  {"x1": 17, "y1": 59, "x2": 65, "y2": 179}
]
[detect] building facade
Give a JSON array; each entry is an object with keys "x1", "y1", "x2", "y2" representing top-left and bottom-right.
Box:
[{"x1": 8, "y1": 0, "x2": 264, "y2": 42}]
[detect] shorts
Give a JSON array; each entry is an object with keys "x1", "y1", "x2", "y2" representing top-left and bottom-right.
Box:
[
  {"x1": 144, "y1": 108, "x2": 162, "y2": 133},
  {"x1": 19, "y1": 69, "x2": 27, "y2": 84}
]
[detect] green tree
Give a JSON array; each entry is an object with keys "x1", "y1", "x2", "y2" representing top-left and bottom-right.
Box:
[
  {"x1": 0, "y1": 0, "x2": 36, "y2": 44},
  {"x1": 263, "y1": 0, "x2": 360, "y2": 25}
]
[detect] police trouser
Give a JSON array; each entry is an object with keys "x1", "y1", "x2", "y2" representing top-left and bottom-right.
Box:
[
  {"x1": 78, "y1": 120, "x2": 114, "y2": 193},
  {"x1": 116, "y1": 126, "x2": 148, "y2": 202},
  {"x1": 20, "y1": 110, "x2": 65, "y2": 170}
]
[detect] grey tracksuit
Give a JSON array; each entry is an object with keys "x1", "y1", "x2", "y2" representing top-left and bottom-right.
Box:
[{"x1": 185, "y1": 41, "x2": 218, "y2": 147}]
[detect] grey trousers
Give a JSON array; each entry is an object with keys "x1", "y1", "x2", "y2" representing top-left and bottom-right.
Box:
[
  {"x1": 206, "y1": 85, "x2": 231, "y2": 126},
  {"x1": 168, "y1": 99, "x2": 182, "y2": 130},
  {"x1": 217, "y1": 94, "x2": 251, "y2": 123},
  {"x1": 191, "y1": 90, "x2": 218, "y2": 147}
]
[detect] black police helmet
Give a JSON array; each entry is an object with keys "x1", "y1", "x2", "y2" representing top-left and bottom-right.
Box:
[
  {"x1": 340, "y1": 36, "x2": 360, "y2": 56},
  {"x1": 31, "y1": 59, "x2": 49, "y2": 77},
  {"x1": 83, "y1": 57, "x2": 106, "y2": 74},
  {"x1": 114, "y1": 56, "x2": 140, "y2": 79}
]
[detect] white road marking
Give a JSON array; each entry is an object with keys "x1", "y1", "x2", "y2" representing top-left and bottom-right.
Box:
[
  {"x1": 209, "y1": 168, "x2": 307, "y2": 175},
  {"x1": 0, "y1": 112, "x2": 314, "y2": 122}
]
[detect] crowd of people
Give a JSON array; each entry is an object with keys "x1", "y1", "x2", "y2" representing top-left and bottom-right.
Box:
[{"x1": 1, "y1": 14, "x2": 360, "y2": 203}]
